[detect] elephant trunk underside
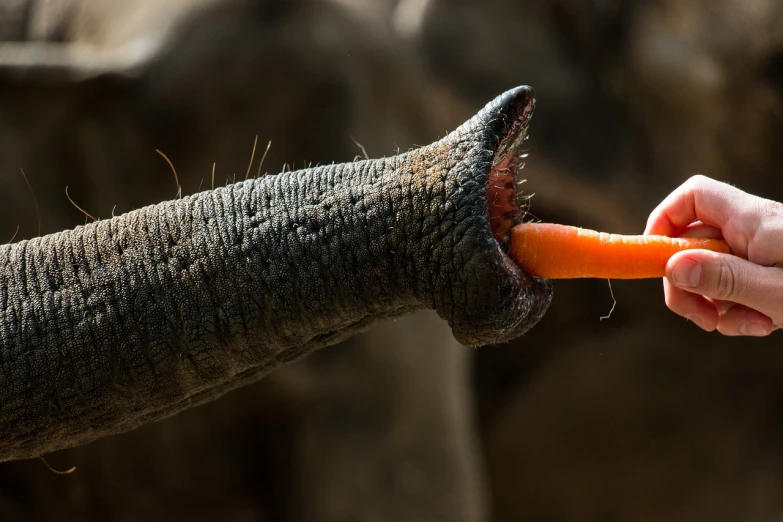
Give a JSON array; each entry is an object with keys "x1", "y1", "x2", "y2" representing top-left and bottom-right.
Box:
[{"x1": 0, "y1": 86, "x2": 551, "y2": 462}]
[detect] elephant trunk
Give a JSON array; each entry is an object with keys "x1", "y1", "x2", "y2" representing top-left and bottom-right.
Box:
[{"x1": 0, "y1": 86, "x2": 551, "y2": 462}]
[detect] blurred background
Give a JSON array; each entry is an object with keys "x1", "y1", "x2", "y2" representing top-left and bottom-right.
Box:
[{"x1": 0, "y1": 0, "x2": 782, "y2": 520}]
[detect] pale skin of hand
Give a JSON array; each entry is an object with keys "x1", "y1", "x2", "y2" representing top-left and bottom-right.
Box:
[{"x1": 645, "y1": 175, "x2": 783, "y2": 337}]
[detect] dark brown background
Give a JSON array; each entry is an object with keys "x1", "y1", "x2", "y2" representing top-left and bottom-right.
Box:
[{"x1": 0, "y1": 0, "x2": 782, "y2": 520}]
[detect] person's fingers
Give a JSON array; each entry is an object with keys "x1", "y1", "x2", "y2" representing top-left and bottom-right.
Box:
[
  {"x1": 644, "y1": 175, "x2": 768, "y2": 258},
  {"x1": 662, "y1": 280, "x2": 778, "y2": 335},
  {"x1": 645, "y1": 175, "x2": 748, "y2": 235},
  {"x1": 647, "y1": 175, "x2": 783, "y2": 336},
  {"x1": 666, "y1": 249, "x2": 783, "y2": 325},
  {"x1": 662, "y1": 278, "x2": 719, "y2": 331},
  {"x1": 713, "y1": 302, "x2": 775, "y2": 336},
  {"x1": 677, "y1": 222, "x2": 723, "y2": 239}
]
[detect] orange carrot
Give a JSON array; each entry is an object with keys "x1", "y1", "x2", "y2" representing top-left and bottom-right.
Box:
[{"x1": 509, "y1": 223, "x2": 731, "y2": 279}]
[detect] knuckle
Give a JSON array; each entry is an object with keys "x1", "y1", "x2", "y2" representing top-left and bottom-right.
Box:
[
  {"x1": 686, "y1": 174, "x2": 709, "y2": 189},
  {"x1": 745, "y1": 201, "x2": 783, "y2": 265},
  {"x1": 714, "y1": 262, "x2": 738, "y2": 300},
  {"x1": 767, "y1": 199, "x2": 783, "y2": 219}
]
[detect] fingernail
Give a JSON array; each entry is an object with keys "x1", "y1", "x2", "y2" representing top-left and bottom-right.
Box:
[
  {"x1": 739, "y1": 323, "x2": 769, "y2": 336},
  {"x1": 671, "y1": 258, "x2": 701, "y2": 288},
  {"x1": 686, "y1": 314, "x2": 706, "y2": 330}
]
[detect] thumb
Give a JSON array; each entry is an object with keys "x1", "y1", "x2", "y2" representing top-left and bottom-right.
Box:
[{"x1": 666, "y1": 250, "x2": 783, "y2": 317}]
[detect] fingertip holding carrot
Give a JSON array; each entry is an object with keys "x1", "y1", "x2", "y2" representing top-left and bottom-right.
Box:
[{"x1": 509, "y1": 222, "x2": 730, "y2": 279}]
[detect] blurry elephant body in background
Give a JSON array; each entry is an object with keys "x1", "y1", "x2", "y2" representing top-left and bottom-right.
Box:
[
  {"x1": 2, "y1": 0, "x2": 783, "y2": 522},
  {"x1": 0, "y1": 1, "x2": 491, "y2": 521}
]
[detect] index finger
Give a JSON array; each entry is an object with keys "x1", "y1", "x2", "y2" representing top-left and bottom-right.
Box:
[{"x1": 644, "y1": 175, "x2": 757, "y2": 256}]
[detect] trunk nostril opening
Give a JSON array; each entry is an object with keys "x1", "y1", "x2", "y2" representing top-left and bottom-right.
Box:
[
  {"x1": 487, "y1": 155, "x2": 519, "y2": 244},
  {"x1": 487, "y1": 140, "x2": 528, "y2": 245},
  {"x1": 485, "y1": 90, "x2": 534, "y2": 247}
]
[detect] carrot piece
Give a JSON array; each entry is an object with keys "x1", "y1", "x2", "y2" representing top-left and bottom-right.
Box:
[{"x1": 509, "y1": 222, "x2": 731, "y2": 279}]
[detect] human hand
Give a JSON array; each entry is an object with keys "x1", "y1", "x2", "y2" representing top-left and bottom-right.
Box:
[{"x1": 645, "y1": 175, "x2": 783, "y2": 336}]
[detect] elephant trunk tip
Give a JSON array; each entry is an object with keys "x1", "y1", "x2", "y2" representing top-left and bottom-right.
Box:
[{"x1": 484, "y1": 86, "x2": 536, "y2": 246}]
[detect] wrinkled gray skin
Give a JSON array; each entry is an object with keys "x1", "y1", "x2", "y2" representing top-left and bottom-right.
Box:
[
  {"x1": 0, "y1": 1, "x2": 494, "y2": 519},
  {"x1": 0, "y1": 86, "x2": 552, "y2": 462}
]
